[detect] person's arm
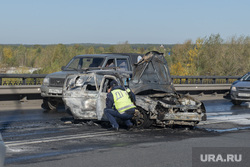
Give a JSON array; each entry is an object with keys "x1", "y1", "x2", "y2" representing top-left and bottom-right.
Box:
[
  {"x1": 106, "y1": 93, "x2": 114, "y2": 109},
  {"x1": 126, "y1": 88, "x2": 136, "y2": 103},
  {"x1": 131, "y1": 92, "x2": 136, "y2": 103}
]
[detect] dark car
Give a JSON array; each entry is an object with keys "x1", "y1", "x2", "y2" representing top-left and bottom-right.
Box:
[
  {"x1": 230, "y1": 72, "x2": 250, "y2": 105},
  {"x1": 41, "y1": 53, "x2": 142, "y2": 110}
]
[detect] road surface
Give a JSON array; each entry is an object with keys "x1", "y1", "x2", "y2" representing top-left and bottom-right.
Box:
[{"x1": 0, "y1": 95, "x2": 250, "y2": 167}]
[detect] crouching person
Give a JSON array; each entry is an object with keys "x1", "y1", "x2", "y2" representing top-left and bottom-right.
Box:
[{"x1": 104, "y1": 80, "x2": 136, "y2": 131}]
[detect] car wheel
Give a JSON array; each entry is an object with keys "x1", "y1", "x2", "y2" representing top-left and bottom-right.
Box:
[
  {"x1": 47, "y1": 100, "x2": 58, "y2": 110},
  {"x1": 133, "y1": 107, "x2": 153, "y2": 128},
  {"x1": 232, "y1": 100, "x2": 242, "y2": 105},
  {"x1": 41, "y1": 98, "x2": 50, "y2": 110},
  {"x1": 42, "y1": 98, "x2": 58, "y2": 110},
  {"x1": 66, "y1": 108, "x2": 73, "y2": 116}
]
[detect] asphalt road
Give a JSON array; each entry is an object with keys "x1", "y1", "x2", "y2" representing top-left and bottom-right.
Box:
[{"x1": 1, "y1": 96, "x2": 250, "y2": 167}]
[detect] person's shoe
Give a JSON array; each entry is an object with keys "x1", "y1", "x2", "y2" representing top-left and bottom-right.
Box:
[{"x1": 107, "y1": 127, "x2": 119, "y2": 131}]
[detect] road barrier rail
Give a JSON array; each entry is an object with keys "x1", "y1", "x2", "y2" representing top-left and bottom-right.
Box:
[
  {"x1": 0, "y1": 74, "x2": 239, "y2": 86},
  {"x1": 0, "y1": 74, "x2": 239, "y2": 100},
  {"x1": 171, "y1": 75, "x2": 239, "y2": 84}
]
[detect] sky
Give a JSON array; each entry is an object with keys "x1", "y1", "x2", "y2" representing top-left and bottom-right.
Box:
[{"x1": 1, "y1": 0, "x2": 250, "y2": 45}]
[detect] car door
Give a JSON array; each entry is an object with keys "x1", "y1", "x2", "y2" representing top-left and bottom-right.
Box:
[{"x1": 96, "y1": 75, "x2": 119, "y2": 120}]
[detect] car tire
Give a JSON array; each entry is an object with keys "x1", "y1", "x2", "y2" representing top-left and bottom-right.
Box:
[
  {"x1": 133, "y1": 107, "x2": 153, "y2": 128},
  {"x1": 42, "y1": 98, "x2": 58, "y2": 110},
  {"x1": 47, "y1": 100, "x2": 58, "y2": 110},
  {"x1": 66, "y1": 108, "x2": 73, "y2": 116},
  {"x1": 41, "y1": 98, "x2": 50, "y2": 110},
  {"x1": 232, "y1": 100, "x2": 242, "y2": 105}
]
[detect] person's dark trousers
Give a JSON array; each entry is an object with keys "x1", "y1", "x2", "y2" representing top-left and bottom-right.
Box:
[{"x1": 104, "y1": 108, "x2": 135, "y2": 129}]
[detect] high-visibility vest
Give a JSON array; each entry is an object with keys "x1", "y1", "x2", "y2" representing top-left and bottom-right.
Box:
[{"x1": 111, "y1": 89, "x2": 136, "y2": 114}]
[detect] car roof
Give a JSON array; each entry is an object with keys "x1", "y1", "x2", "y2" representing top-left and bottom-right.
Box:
[
  {"x1": 74, "y1": 53, "x2": 140, "y2": 58},
  {"x1": 74, "y1": 53, "x2": 143, "y2": 64}
]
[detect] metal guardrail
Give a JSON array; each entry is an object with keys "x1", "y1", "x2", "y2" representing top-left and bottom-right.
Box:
[
  {"x1": 0, "y1": 74, "x2": 237, "y2": 100},
  {"x1": 0, "y1": 74, "x2": 240, "y2": 85},
  {"x1": 0, "y1": 85, "x2": 41, "y2": 94},
  {"x1": 0, "y1": 84, "x2": 232, "y2": 95},
  {"x1": 0, "y1": 74, "x2": 46, "y2": 85},
  {"x1": 171, "y1": 75, "x2": 239, "y2": 84}
]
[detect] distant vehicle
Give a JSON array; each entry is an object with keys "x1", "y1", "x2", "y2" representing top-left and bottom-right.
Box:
[
  {"x1": 230, "y1": 72, "x2": 250, "y2": 105},
  {"x1": 40, "y1": 53, "x2": 142, "y2": 110},
  {"x1": 62, "y1": 51, "x2": 206, "y2": 128},
  {"x1": 0, "y1": 133, "x2": 5, "y2": 167}
]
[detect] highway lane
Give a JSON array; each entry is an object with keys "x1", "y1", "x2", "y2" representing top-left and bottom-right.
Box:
[{"x1": 0, "y1": 97, "x2": 250, "y2": 166}]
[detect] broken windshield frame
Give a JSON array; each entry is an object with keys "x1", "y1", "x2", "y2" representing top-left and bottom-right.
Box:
[{"x1": 64, "y1": 57, "x2": 105, "y2": 71}]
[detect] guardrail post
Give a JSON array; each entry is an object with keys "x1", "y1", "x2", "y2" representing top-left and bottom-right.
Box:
[
  {"x1": 212, "y1": 78, "x2": 216, "y2": 84},
  {"x1": 22, "y1": 77, "x2": 26, "y2": 85}
]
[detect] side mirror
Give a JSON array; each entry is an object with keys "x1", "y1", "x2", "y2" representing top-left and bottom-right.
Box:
[{"x1": 61, "y1": 66, "x2": 66, "y2": 70}]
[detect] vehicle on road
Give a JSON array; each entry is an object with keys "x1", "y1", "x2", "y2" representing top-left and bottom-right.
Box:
[
  {"x1": 0, "y1": 133, "x2": 5, "y2": 167},
  {"x1": 62, "y1": 51, "x2": 206, "y2": 128},
  {"x1": 230, "y1": 72, "x2": 250, "y2": 105},
  {"x1": 41, "y1": 53, "x2": 142, "y2": 110}
]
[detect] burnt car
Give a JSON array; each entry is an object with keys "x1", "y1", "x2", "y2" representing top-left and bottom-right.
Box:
[
  {"x1": 230, "y1": 72, "x2": 250, "y2": 105},
  {"x1": 62, "y1": 51, "x2": 206, "y2": 128}
]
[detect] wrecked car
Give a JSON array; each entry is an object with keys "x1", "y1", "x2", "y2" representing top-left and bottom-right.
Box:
[{"x1": 62, "y1": 51, "x2": 206, "y2": 128}]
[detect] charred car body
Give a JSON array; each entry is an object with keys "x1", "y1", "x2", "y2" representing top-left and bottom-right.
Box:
[{"x1": 62, "y1": 51, "x2": 206, "y2": 128}]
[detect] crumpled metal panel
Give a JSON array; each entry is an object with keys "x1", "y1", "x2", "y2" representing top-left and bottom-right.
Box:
[
  {"x1": 129, "y1": 51, "x2": 206, "y2": 125},
  {"x1": 130, "y1": 51, "x2": 175, "y2": 94},
  {"x1": 63, "y1": 72, "x2": 121, "y2": 120},
  {"x1": 135, "y1": 94, "x2": 206, "y2": 124},
  {"x1": 63, "y1": 90, "x2": 98, "y2": 120},
  {"x1": 63, "y1": 73, "x2": 99, "y2": 120}
]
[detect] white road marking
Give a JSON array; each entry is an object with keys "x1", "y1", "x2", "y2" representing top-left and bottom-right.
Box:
[
  {"x1": 5, "y1": 131, "x2": 116, "y2": 147},
  {"x1": 200, "y1": 113, "x2": 250, "y2": 125}
]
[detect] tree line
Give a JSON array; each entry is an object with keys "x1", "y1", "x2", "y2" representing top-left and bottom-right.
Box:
[
  {"x1": 170, "y1": 34, "x2": 250, "y2": 76},
  {"x1": 0, "y1": 34, "x2": 250, "y2": 76}
]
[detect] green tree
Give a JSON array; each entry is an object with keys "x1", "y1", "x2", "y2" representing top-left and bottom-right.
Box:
[
  {"x1": 3, "y1": 47, "x2": 13, "y2": 66},
  {"x1": 199, "y1": 34, "x2": 224, "y2": 75},
  {"x1": 87, "y1": 46, "x2": 95, "y2": 54},
  {"x1": 113, "y1": 41, "x2": 132, "y2": 53}
]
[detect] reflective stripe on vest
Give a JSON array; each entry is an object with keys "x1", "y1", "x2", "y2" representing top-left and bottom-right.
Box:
[{"x1": 111, "y1": 89, "x2": 136, "y2": 114}]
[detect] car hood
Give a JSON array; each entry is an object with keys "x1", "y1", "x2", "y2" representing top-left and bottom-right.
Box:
[
  {"x1": 129, "y1": 51, "x2": 175, "y2": 95},
  {"x1": 46, "y1": 70, "x2": 80, "y2": 78},
  {"x1": 233, "y1": 81, "x2": 250, "y2": 88}
]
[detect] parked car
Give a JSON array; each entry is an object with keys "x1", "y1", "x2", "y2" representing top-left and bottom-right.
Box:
[
  {"x1": 0, "y1": 133, "x2": 5, "y2": 167},
  {"x1": 62, "y1": 51, "x2": 206, "y2": 128},
  {"x1": 41, "y1": 53, "x2": 143, "y2": 110},
  {"x1": 230, "y1": 72, "x2": 250, "y2": 105}
]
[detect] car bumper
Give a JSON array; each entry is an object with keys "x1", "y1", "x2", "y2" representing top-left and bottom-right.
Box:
[
  {"x1": 41, "y1": 85, "x2": 63, "y2": 98},
  {"x1": 230, "y1": 91, "x2": 250, "y2": 102}
]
